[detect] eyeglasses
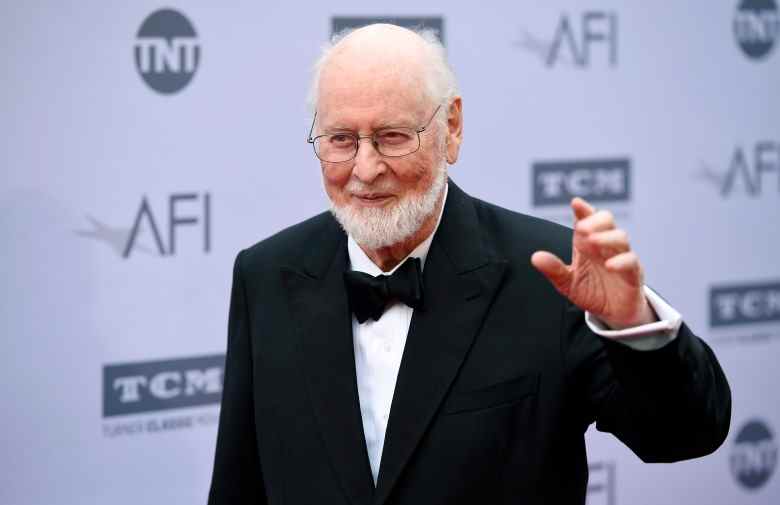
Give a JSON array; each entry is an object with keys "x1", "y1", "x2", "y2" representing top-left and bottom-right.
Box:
[{"x1": 307, "y1": 104, "x2": 442, "y2": 163}]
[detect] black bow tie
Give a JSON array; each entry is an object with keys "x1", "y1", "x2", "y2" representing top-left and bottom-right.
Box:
[{"x1": 344, "y1": 257, "x2": 424, "y2": 323}]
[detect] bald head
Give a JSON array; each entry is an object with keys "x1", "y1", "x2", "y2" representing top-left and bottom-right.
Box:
[
  {"x1": 321, "y1": 25, "x2": 430, "y2": 107},
  {"x1": 330, "y1": 23, "x2": 430, "y2": 66},
  {"x1": 309, "y1": 24, "x2": 458, "y2": 116}
]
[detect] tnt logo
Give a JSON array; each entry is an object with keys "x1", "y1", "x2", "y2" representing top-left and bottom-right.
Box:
[
  {"x1": 731, "y1": 419, "x2": 777, "y2": 490},
  {"x1": 515, "y1": 11, "x2": 618, "y2": 68},
  {"x1": 710, "y1": 281, "x2": 780, "y2": 327},
  {"x1": 734, "y1": 0, "x2": 780, "y2": 60},
  {"x1": 103, "y1": 354, "x2": 224, "y2": 417},
  {"x1": 532, "y1": 158, "x2": 631, "y2": 206},
  {"x1": 134, "y1": 9, "x2": 200, "y2": 94}
]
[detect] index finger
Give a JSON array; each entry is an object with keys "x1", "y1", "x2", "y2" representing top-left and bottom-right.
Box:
[{"x1": 571, "y1": 197, "x2": 596, "y2": 223}]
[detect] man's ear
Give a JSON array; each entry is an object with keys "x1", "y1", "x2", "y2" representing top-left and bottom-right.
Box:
[{"x1": 445, "y1": 97, "x2": 463, "y2": 164}]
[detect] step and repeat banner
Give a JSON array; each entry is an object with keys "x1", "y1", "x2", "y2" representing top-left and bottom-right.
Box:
[{"x1": 1, "y1": 1, "x2": 778, "y2": 504}]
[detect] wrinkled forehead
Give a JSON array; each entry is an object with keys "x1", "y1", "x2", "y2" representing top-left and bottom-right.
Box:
[{"x1": 316, "y1": 48, "x2": 431, "y2": 129}]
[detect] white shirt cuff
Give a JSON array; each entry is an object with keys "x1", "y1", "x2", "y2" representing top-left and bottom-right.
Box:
[{"x1": 585, "y1": 286, "x2": 683, "y2": 351}]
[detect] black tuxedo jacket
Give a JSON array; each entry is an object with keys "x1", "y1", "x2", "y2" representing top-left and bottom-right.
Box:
[{"x1": 208, "y1": 181, "x2": 730, "y2": 505}]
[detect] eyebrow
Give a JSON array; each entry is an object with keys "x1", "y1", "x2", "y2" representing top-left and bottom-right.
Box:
[
  {"x1": 321, "y1": 115, "x2": 420, "y2": 133},
  {"x1": 319, "y1": 113, "x2": 425, "y2": 133}
]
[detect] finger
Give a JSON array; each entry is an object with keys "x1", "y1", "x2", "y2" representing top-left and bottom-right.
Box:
[
  {"x1": 604, "y1": 251, "x2": 644, "y2": 286},
  {"x1": 575, "y1": 209, "x2": 615, "y2": 235},
  {"x1": 587, "y1": 229, "x2": 630, "y2": 258},
  {"x1": 571, "y1": 197, "x2": 596, "y2": 223},
  {"x1": 531, "y1": 251, "x2": 572, "y2": 294}
]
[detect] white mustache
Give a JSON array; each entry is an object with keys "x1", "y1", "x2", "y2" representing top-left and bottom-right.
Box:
[{"x1": 344, "y1": 180, "x2": 398, "y2": 195}]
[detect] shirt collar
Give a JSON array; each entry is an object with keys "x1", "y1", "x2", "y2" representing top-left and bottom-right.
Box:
[{"x1": 348, "y1": 183, "x2": 449, "y2": 276}]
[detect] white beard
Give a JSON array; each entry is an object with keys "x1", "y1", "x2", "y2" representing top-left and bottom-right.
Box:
[{"x1": 328, "y1": 161, "x2": 448, "y2": 250}]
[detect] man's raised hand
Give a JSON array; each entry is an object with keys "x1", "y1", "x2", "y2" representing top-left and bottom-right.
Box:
[{"x1": 530, "y1": 197, "x2": 656, "y2": 330}]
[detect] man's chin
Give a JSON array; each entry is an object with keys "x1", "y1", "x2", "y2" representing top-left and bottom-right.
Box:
[
  {"x1": 330, "y1": 202, "x2": 408, "y2": 248},
  {"x1": 349, "y1": 205, "x2": 391, "y2": 216}
]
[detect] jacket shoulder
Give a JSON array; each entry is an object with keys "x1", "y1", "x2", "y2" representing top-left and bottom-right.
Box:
[{"x1": 237, "y1": 211, "x2": 341, "y2": 273}]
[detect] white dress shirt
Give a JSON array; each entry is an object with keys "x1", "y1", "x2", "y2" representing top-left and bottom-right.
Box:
[{"x1": 347, "y1": 183, "x2": 683, "y2": 484}]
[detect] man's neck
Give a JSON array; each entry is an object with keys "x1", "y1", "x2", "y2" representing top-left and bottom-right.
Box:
[{"x1": 358, "y1": 189, "x2": 446, "y2": 272}]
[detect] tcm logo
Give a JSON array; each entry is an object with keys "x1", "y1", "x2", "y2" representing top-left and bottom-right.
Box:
[
  {"x1": 331, "y1": 16, "x2": 444, "y2": 42},
  {"x1": 731, "y1": 419, "x2": 777, "y2": 490},
  {"x1": 103, "y1": 354, "x2": 224, "y2": 417},
  {"x1": 515, "y1": 11, "x2": 618, "y2": 67},
  {"x1": 586, "y1": 461, "x2": 615, "y2": 505},
  {"x1": 698, "y1": 141, "x2": 779, "y2": 197},
  {"x1": 734, "y1": 0, "x2": 779, "y2": 60},
  {"x1": 76, "y1": 192, "x2": 211, "y2": 259},
  {"x1": 532, "y1": 158, "x2": 631, "y2": 206},
  {"x1": 710, "y1": 281, "x2": 780, "y2": 327},
  {"x1": 134, "y1": 9, "x2": 200, "y2": 94}
]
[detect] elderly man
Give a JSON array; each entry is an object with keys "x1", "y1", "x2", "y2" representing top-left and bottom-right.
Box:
[{"x1": 209, "y1": 24, "x2": 730, "y2": 505}]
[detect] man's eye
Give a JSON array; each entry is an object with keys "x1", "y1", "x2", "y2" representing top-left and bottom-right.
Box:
[
  {"x1": 377, "y1": 130, "x2": 413, "y2": 144},
  {"x1": 329, "y1": 134, "x2": 354, "y2": 146}
]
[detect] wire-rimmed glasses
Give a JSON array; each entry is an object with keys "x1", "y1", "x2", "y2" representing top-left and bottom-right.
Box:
[{"x1": 307, "y1": 104, "x2": 442, "y2": 163}]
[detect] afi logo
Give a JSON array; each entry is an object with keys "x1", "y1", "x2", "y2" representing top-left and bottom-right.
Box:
[
  {"x1": 76, "y1": 192, "x2": 211, "y2": 259},
  {"x1": 710, "y1": 281, "x2": 780, "y2": 327},
  {"x1": 586, "y1": 461, "x2": 615, "y2": 505},
  {"x1": 734, "y1": 0, "x2": 780, "y2": 60},
  {"x1": 698, "y1": 142, "x2": 779, "y2": 197},
  {"x1": 516, "y1": 11, "x2": 618, "y2": 68},
  {"x1": 103, "y1": 355, "x2": 224, "y2": 417},
  {"x1": 532, "y1": 158, "x2": 631, "y2": 206},
  {"x1": 134, "y1": 9, "x2": 200, "y2": 94},
  {"x1": 731, "y1": 419, "x2": 777, "y2": 490},
  {"x1": 125, "y1": 192, "x2": 211, "y2": 258}
]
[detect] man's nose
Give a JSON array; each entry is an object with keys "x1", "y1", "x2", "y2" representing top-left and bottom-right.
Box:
[{"x1": 352, "y1": 136, "x2": 386, "y2": 183}]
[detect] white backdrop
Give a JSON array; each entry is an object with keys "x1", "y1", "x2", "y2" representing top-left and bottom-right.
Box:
[{"x1": 1, "y1": 1, "x2": 779, "y2": 504}]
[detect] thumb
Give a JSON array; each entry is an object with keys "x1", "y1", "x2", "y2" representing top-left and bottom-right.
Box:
[{"x1": 531, "y1": 251, "x2": 572, "y2": 295}]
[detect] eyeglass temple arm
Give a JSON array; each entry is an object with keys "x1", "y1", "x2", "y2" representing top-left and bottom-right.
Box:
[
  {"x1": 307, "y1": 111, "x2": 317, "y2": 143},
  {"x1": 417, "y1": 104, "x2": 443, "y2": 133}
]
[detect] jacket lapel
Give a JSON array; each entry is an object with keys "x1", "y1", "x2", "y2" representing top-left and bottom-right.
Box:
[
  {"x1": 373, "y1": 182, "x2": 508, "y2": 505},
  {"x1": 282, "y1": 216, "x2": 375, "y2": 505}
]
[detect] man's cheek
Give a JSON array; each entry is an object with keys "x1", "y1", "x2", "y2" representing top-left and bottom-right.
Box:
[
  {"x1": 323, "y1": 170, "x2": 350, "y2": 192},
  {"x1": 413, "y1": 158, "x2": 436, "y2": 184},
  {"x1": 322, "y1": 180, "x2": 344, "y2": 206}
]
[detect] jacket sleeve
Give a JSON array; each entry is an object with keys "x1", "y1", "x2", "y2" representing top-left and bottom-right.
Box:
[
  {"x1": 208, "y1": 250, "x2": 267, "y2": 504},
  {"x1": 561, "y1": 299, "x2": 732, "y2": 463}
]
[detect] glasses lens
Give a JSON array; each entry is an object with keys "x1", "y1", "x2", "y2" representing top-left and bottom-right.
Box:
[
  {"x1": 314, "y1": 134, "x2": 357, "y2": 162},
  {"x1": 375, "y1": 128, "x2": 420, "y2": 157}
]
